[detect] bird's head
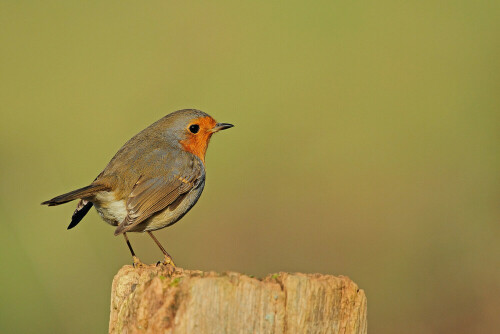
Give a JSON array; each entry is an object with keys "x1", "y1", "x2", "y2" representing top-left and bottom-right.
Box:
[{"x1": 159, "y1": 109, "x2": 233, "y2": 162}]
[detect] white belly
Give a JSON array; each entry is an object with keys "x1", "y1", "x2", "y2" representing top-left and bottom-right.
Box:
[{"x1": 93, "y1": 191, "x2": 127, "y2": 226}]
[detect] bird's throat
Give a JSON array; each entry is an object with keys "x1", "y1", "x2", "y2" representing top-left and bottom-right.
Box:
[{"x1": 180, "y1": 116, "x2": 216, "y2": 163}]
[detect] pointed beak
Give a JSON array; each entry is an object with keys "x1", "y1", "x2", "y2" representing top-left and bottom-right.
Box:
[{"x1": 211, "y1": 123, "x2": 234, "y2": 133}]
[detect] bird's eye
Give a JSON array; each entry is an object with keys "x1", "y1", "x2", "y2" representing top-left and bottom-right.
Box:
[{"x1": 189, "y1": 124, "x2": 200, "y2": 134}]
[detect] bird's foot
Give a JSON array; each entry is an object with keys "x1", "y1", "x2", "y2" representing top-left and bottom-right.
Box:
[
  {"x1": 132, "y1": 256, "x2": 145, "y2": 268},
  {"x1": 156, "y1": 256, "x2": 176, "y2": 275},
  {"x1": 156, "y1": 255, "x2": 176, "y2": 268},
  {"x1": 164, "y1": 255, "x2": 176, "y2": 267}
]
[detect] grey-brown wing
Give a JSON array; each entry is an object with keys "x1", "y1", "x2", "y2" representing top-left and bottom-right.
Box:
[{"x1": 114, "y1": 169, "x2": 202, "y2": 235}]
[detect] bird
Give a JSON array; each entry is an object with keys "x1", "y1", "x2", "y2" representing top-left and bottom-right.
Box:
[{"x1": 42, "y1": 109, "x2": 233, "y2": 267}]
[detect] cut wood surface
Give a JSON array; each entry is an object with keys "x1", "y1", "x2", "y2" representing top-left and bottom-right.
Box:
[{"x1": 109, "y1": 265, "x2": 367, "y2": 334}]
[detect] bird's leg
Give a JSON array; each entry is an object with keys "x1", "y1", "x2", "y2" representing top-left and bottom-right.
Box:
[
  {"x1": 123, "y1": 232, "x2": 144, "y2": 267},
  {"x1": 147, "y1": 231, "x2": 176, "y2": 267}
]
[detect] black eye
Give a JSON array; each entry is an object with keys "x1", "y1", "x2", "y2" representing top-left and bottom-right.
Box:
[{"x1": 189, "y1": 124, "x2": 200, "y2": 134}]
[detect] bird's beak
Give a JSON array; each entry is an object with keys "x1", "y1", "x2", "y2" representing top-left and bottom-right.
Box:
[{"x1": 210, "y1": 123, "x2": 234, "y2": 133}]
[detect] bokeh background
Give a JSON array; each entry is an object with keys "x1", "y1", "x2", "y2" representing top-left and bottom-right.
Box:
[{"x1": 1, "y1": 1, "x2": 499, "y2": 333}]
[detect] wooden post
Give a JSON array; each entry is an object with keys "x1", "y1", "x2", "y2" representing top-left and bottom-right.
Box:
[{"x1": 109, "y1": 265, "x2": 367, "y2": 334}]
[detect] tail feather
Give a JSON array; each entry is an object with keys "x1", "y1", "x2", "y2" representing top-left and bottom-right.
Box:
[
  {"x1": 67, "y1": 200, "x2": 94, "y2": 229},
  {"x1": 41, "y1": 184, "x2": 109, "y2": 206}
]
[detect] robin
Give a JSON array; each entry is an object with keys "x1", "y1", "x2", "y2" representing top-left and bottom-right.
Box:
[{"x1": 42, "y1": 109, "x2": 233, "y2": 267}]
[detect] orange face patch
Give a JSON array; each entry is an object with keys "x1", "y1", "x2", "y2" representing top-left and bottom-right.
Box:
[{"x1": 180, "y1": 116, "x2": 217, "y2": 163}]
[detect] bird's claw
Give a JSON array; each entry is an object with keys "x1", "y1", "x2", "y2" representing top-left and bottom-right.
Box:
[
  {"x1": 154, "y1": 256, "x2": 176, "y2": 275},
  {"x1": 163, "y1": 255, "x2": 176, "y2": 267},
  {"x1": 155, "y1": 255, "x2": 176, "y2": 268},
  {"x1": 132, "y1": 256, "x2": 145, "y2": 268}
]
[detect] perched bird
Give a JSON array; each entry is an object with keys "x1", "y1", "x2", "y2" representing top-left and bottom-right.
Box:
[{"x1": 42, "y1": 109, "x2": 233, "y2": 267}]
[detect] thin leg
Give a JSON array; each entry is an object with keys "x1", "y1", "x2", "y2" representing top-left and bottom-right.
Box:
[
  {"x1": 123, "y1": 232, "x2": 143, "y2": 267},
  {"x1": 147, "y1": 231, "x2": 176, "y2": 267}
]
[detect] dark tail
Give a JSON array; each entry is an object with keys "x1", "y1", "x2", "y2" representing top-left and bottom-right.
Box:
[
  {"x1": 67, "y1": 200, "x2": 94, "y2": 229},
  {"x1": 41, "y1": 184, "x2": 108, "y2": 206}
]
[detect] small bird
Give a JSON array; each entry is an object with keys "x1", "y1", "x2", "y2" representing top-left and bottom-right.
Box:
[{"x1": 42, "y1": 109, "x2": 233, "y2": 267}]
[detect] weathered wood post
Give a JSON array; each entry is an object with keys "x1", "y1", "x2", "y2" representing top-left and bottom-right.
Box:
[{"x1": 109, "y1": 265, "x2": 367, "y2": 333}]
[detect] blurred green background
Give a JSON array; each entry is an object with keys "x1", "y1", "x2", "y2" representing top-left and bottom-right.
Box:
[{"x1": 1, "y1": 1, "x2": 499, "y2": 333}]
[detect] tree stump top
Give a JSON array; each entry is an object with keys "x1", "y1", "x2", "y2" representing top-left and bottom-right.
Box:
[{"x1": 110, "y1": 265, "x2": 367, "y2": 334}]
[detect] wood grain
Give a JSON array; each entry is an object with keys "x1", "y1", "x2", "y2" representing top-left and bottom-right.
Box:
[{"x1": 109, "y1": 265, "x2": 367, "y2": 334}]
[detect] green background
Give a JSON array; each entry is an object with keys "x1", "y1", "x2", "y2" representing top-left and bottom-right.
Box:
[{"x1": 1, "y1": 1, "x2": 499, "y2": 333}]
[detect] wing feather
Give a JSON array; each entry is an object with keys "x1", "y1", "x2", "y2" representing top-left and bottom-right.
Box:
[{"x1": 114, "y1": 168, "x2": 201, "y2": 235}]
